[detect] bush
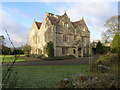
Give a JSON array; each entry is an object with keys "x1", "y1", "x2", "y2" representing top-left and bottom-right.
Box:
[
  {"x1": 43, "y1": 55, "x2": 75, "y2": 61},
  {"x1": 35, "y1": 54, "x2": 46, "y2": 59},
  {"x1": 103, "y1": 46, "x2": 110, "y2": 54},
  {"x1": 57, "y1": 73, "x2": 120, "y2": 88},
  {"x1": 26, "y1": 54, "x2": 35, "y2": 57},
  {"x1": 96, "y1": 52, "x2": 118, "y2": 66},
  {"x1": 11, "y1": 50, "x2": 24, "y2": 55},
  {"x1": 90, "y1": 64, "x2": 111, "y2": 73},
  {"x1": 2, "y1": 46, "x2": 11, "y2": 55}
]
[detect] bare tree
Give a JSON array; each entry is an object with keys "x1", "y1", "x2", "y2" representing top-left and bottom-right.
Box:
[{"x1": 102, "y1": 15, "x2": 120, "y2": 42}]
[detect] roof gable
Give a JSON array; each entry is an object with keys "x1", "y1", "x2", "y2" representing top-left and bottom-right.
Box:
[
  {"x1": 34, "y1": 12, "x2": 88, "y2": 30},
  {"x1": 35, "y1": 21, "x2": 42, "y2": 29},
  {"x1": 48, "y1": 16, "x2": 62, "y2": 24},
  {"x1": 48, "y1": 13, "x2": 85, "y2": 28},
  {"x1": 71, "y1": 19, "x2": 84, "y2": 28}
]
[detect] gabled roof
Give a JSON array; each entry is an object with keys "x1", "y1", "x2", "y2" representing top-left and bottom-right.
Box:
[
  {"x1": 71, "y1": 19, "x2": 84, "y2": 28},
  {"x1": 34, "y1": 12, "x2": 87, "y2": 29},
  {"x1": 48, "y1": 16, "x2": 62, "y2": 24},
  {"x1": 35, "y1": 21, "x2": 42, "y2": 29},
  {"x1": 48, "y1": 16, "x2": 57, "y2": 24},
  {"x1": 48, "y1": 13, "x2": 84, "y2": 28}
]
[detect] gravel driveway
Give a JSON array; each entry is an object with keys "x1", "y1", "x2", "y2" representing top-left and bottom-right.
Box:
[{"x1": 2, "y1": 55, "x2": 101, "y2": 66}]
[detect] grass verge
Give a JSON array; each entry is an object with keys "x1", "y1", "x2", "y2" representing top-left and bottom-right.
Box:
[
  {"x1": 0, "y1": 55, "x2": 26, "y2": 63},
  {"x1": 2, "y1": 65, "x2": 89, "y2": 88}
]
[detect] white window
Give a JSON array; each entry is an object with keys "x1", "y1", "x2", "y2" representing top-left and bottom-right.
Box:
[
  {"x1": 66, "y1": 24, "x2": 68, "y2": 27},
  {"x1": 63, "y1": 22, "x2": 68, "y2": 27},
  {"x1": 83, "y1": 28, "x2": 86, "y2": 31}
]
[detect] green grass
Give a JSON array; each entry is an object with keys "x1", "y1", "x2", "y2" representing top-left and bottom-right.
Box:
[
  {"x1": 2, "y1": 65, "x2": 89, "y2": 88},
  {"x1": 0, "y1": 55, "x2": 26, "y2": 63}
]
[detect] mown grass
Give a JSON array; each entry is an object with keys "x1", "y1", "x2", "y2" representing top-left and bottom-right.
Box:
[
  {"x1": 2, "y1": 65, "x2": 89, "y2": 88},
  {"x1": 0, "y1": 55, "x2": 26, "y2": 63}
]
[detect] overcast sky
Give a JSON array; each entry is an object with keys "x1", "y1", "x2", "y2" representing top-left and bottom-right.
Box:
[{"x1": 0, "y1": 0, "x2": 118, "y2": 47}]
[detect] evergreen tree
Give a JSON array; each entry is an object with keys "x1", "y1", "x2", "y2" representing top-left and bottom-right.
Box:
[
  {"x1": 96, "y1": 41, "x2": 104, "y2": 54},
  {"x1": 46, "y1": 41, "x2": 54, "y2": 57}
]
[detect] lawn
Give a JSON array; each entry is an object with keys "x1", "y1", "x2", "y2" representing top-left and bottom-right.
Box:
[
  {"x1": 0, "y1": 55, "x2": 26, "y2": 63},
  {"x1": 2, "y1": 65, "x2": 89, "y2": 88}
]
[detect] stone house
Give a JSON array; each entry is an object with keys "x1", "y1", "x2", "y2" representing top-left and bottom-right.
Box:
[{"x1": 29, "y1": 12, "x2": 91, "y2": 57}]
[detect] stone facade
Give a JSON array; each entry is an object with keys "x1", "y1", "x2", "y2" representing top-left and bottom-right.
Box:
[{"x1": 29, "y1": 12, "x2": 91, "y2": 57}]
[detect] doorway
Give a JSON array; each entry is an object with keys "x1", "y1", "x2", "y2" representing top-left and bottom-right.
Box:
[{"x1": 78, "y1": 48, "x2": 81, "y2": 57}]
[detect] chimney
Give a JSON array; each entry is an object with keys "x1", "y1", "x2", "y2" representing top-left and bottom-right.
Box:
[
  {"x1": 46, "y1": 12, "x2": 54, "y2": 17},
  {"x1": 55, "y1": 15, "x2": 60, "y2": 19},
  {"x1": 50, "y1": 13, "x2": 54, "y2": 17}
]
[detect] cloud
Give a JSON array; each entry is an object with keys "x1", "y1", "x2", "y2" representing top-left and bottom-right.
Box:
[
  {"x1": 3, "y1": 7, "x2": 34, "y2": 20},
  {"x1": 57, "y1": 2, "x2": 117, "y2": 42},
  {"x1": 1, "y1": 0, "x2": 119, "y2": 2},
  {"x1": 0, "y1": 6, "x2": 30, "y2": 47},
  {"x1": 0, "y1": 1, "x2": 117, "y2": 48}
]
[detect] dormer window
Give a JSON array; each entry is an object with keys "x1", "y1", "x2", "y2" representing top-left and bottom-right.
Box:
[
  {"x1": 63, "y1": 22, "x2": 68, "y2": 27},
  {"x1": 66, "y1": 24, "x2": 68, "y2": 27},
  {"x1": 83, "y1": 28, "x2": 86, "y2": 31}
]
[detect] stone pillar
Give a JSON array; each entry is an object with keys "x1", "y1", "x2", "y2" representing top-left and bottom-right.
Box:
[
  {"x1": 76, "y1": 47, "x2": 78, "y2": 58},
  {"x1": 81, "y1": 48, "x2": 83, "y2": 57},
  {"x1": 54, "y1": 46, "x2": 56, "y2": 56},
  {"x1": 89, "y1": 47, "x2": 91, "y2": 57}
]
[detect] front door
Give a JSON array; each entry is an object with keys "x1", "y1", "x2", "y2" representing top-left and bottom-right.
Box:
[{"x1": 78, "y1": 48, "x2": 81, "y2": 57}]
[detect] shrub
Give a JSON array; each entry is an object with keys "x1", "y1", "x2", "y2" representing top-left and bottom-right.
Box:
[
  {"x1": 2, "y1": 46, "x2": 11, "y2": 55},
  {"x1": 57, "y1": 73, "x2": 120, "y2": 88},
  {"x1": 90, "y1": 64, "x2": 111, "y2": 73},
  {"x1": 26, "y1": 54, "x2": 35, "y2": 57},
  {"x1": 35, "y1": 54, "x2": 46, "y2": 59},
  {"x1": 43, "y1": 55, "x2": 75, "y2": 61},
  {"x1": 103, "y1": 46, "x2": 110, "y2": 54},
  {"x1": 96, "y1": 52, "x2": 118, "y2": 66}
]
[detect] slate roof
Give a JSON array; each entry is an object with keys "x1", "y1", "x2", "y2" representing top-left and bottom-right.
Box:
[
  {"x1": 48, "y1": 16, "x2": 62, "y2": 24},
  {"x1": 71, "y1": 19, "x2": 84, "y2": 28},
  {"x1": 35, "y1": 13, "x2": 85, "y2": 29},
  {"x1": 48, "y1": 15, "x2": 84, "y2": 28}
]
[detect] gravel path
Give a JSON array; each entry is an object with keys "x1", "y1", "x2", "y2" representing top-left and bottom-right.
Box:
[{"x1": 2, "y1": 55, "x2": 101, "y2": 66}]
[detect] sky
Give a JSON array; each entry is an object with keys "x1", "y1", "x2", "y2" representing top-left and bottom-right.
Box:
[{"x1": 0, "y1": 0, "x2": 118, "y2": 47}]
